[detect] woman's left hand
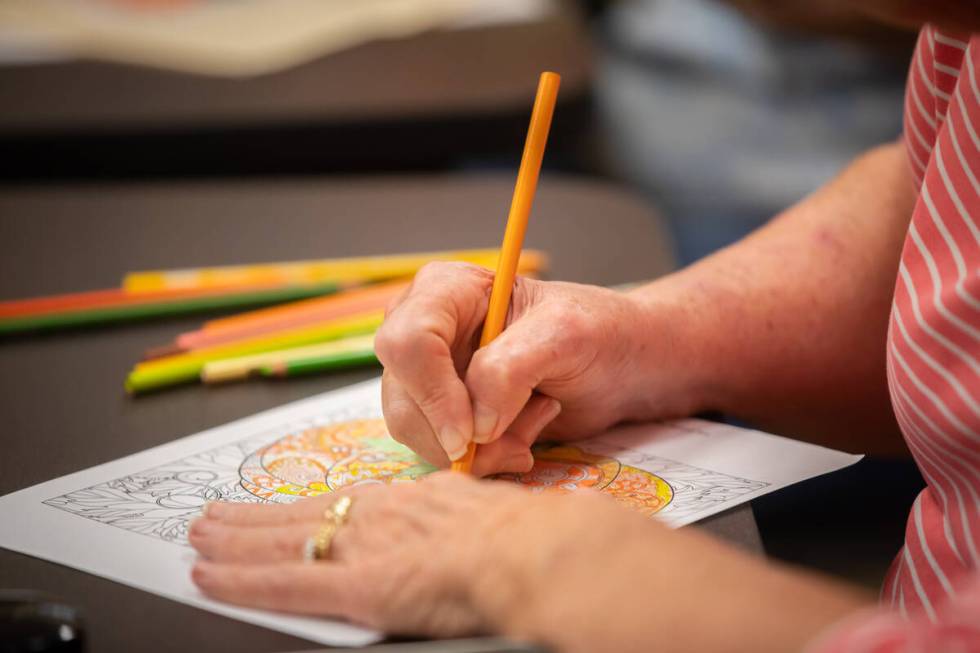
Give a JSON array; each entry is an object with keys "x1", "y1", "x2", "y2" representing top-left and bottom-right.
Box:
[
  {"x1": 189, "y1": 471, "x2": 568, "y2": 636},
  {"x1": 189, "y1": 470, "x2": 871, "y2": 652}
]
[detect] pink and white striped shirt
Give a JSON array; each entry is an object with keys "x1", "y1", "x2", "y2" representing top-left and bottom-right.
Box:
[{"x1": 815, "y1": 25, "x2": 980, "y2": 651}]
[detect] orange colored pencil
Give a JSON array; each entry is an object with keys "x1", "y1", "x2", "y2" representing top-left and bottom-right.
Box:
[
  {"x1": 200, "y1": 250, "x2": 548, "y2": 334},
  {"x1": 452, "y1": 71, "x2": 560, "y2": 474},
  {"x1": 0, "y1": 281, "x2": 336, "y2": 320},
  {"x1": 0, "y1": 288, "x2": 132, "y2": 318},
  {"x1": 175, "y1": 280, "x2": 409, "y2": 352},
  {"x1": 201, "y1": 286, "x2": 370, "y2": 332}
]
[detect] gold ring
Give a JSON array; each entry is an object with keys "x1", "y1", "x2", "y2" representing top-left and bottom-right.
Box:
[
  {"x1": 303, "y1": 495, "x2": 353, "y2": 563},
  {"x1": 327, "y1": 495, "x2": 352, "y2": 522}
]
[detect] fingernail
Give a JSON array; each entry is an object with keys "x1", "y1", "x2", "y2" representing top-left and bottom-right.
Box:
[
  {"x1": 510, "y1": 451, "x2": 534, "y2": 473},
  {"x1": 472, "y1": 402, "x2": 499, "y2": 444},
  {"x1": 192, "y1": 562, "x2": 212, "y2": 585},
  {"x1": 438, "y1": 425, "x2": 469, "y2": 461}
]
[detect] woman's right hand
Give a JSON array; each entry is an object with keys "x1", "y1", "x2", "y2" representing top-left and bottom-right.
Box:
[{"x1": 374, "y1": 262, "x2": 700, "y2": 476}]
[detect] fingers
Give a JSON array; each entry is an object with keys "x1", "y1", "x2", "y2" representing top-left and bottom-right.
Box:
[
  {"x1": 470, "y1": 395, "x2": 561, "y2": 477},
  {"x1": 470, "y1": 436, "x2": 534, "y2": 476},
  {"x1": 467, "y1": 302, "x2": 594, "y2": 444},
  {"x1": 189, "y1": 518, "x2": 315, "y2": 564},
  {"x1": 376, "y1": 263, "x2": 494, "y2": 461},
  {"x1": 192, "y1": 560, "x2": 360, "y2": 619},
  {"x1": 204, "y1": 496, "x2": 332, "y2": 527},
  {"x1": 506, "y1": 394, "x2": 563, "y2": 445},
  {"x1": 204, "y1": 486, "x2": 371, "y2": 527},
  {"x1": 381, "y1": 370, "x2": 450, "y2": 467}
]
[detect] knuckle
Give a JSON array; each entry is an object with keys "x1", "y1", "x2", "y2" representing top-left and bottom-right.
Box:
[
  {"x1": 373, "y1": 323, "x2": 408, "y2": 366},
  {"x1": 371, "y1": 500, "x2": 404, "y2": 528},
  {"x1": 418, "y1": 261, "x2": 491, "y2": 292},
  {"x1": 273, "y1": 531, "x2": 301, "y2": 559},
  {"x1": 549, "y1": 301, "x2": 597, "y2": 348},
  {"x1": 549, "y1": 300, "x2": 588, "y2": 331},
  {"x1": 346, "y1": 487, "x2": 380, "y2": 523},
  {"x1": 391, "y1": 482, "x2": 423, "y2": 503},
  {"x1": 510, "y1": 276, "x2": 541, "y2": 314},
  {"x1": 383, "y1": 289, "x2": 410, "y2": 319},
  {"x1": 376, "y1": 320, "x2": 445, "y2": 368},
  {"x1": 415, "y1": 315, "x2": 450, "y2": 346},
  {"x1": 470, "y1": 347, "x2": 518, "y2": 390},
  {"x1": 414, "y1": 261, "x2": 455, "y2": 283}
]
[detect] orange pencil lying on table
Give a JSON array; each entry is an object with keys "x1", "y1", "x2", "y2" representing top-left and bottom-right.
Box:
[{"x1": 174, "y1": 280, "x2": 410, "y2": 352}]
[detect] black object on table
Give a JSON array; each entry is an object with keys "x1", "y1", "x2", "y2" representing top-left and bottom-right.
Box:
[
  {"x1": 0, "y1": 590, "x2": 85, "y2": 653},
  {"x1": 0, "y1": 174, "x2": 758, "y2": 652}
]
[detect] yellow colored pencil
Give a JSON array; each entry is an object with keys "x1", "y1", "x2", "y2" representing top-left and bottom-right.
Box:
[
  {"x1": 123, "y1": 248, "x2": 548, "y2": 293},
  {"x1": 452, "y1": 71, "x2": 560, "y2": 473},
  {"x1": 201, "y1": 334, "x2": 376, "y2": 383}
]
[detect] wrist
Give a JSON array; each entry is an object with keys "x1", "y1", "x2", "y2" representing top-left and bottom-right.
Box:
[
  {"x1": 467, "y1": 493, "x2": 597, "y2": 640},
  {"x1": 620, "y1": 277, "x2": 726, "y2": 419},
  {"x1": 469, "y1": 492, "x2": 649, "y2": 648}
]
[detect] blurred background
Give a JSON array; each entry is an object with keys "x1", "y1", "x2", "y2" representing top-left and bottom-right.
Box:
[{"x1": 0, "y1": 0, "x2": 923, "y2": 593}]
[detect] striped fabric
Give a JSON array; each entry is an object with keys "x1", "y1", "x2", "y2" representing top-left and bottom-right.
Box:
[{"x1": 814, "y1": 25, "x2": 980, "y2": 651}]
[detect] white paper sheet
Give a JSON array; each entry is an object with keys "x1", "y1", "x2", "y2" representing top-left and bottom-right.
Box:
[{"x1": 0, "y1": 377, "x2": 861, "y2": 646}]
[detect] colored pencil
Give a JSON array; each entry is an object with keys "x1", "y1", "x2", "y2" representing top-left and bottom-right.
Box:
[
  {"x1": 123, "y1": 248, "x2": 547, "y2": 293},
  {"x1": 125, "y1": 310, "x2": 383, "y2": 394},
  {"x1": 174, "y1": 280, "x2": 408, "y2": 353},
  {"x1": 261, "y1": 349, "x2": 378, "y2": 378},
  {"x1": 0, "y1": 281, "x2": 341, "y2": 321},
  {"x1": 201, "y1": 334, "x2": 376, "y2": 383},
  {"x1": 451, "y1": 72, "x2": 560, "y2": 474},
  {"x1": 199, "y1": 250, "x2": 545, "y2": 333},
  {"x1": 166, "y1": 249, "x2": 545, "y2": 355},
  {"x1": 0, "y1": 287, "x2": 136, "y2": 319},
  {"x1": 0, "y1": 283, "x2": 341, "y2": 336}
]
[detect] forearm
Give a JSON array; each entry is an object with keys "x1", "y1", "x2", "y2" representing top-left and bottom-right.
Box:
[
  {"x1": 629, "y1": 142, "x2": 917, "y2": 453},
  {"x1": 480, "y1": 495, "x2": 870, "y2": 653}
]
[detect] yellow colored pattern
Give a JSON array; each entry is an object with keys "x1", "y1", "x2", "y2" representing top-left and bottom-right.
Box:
[{"x1": 238, "y1": 418, "x2": 672, "y2": 516}]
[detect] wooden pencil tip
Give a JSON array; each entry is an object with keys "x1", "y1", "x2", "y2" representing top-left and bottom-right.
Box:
[
  {"x1": 201, "y1": 367, "x2": 249, "y2": 384},
  {"x1": 265, "y1": 361, "x2": 288, "y2": 378},
  {"x1": 142, "y1": 343, "x2": 184, "y2": 361}
]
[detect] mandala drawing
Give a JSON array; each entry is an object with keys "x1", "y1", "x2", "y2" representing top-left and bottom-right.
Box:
[
  {"x1": 44, "y1": 405, "x2": 767, "y2": 546},
  {"x1": 239, "y1": 418, "x2": 674, "y2": 516}
]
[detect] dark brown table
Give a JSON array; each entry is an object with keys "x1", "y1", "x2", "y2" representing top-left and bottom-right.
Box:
[
  {"x1": 0, "y1": 10, "x2": 593, "y2": 179},
  {"x1": 0, "y1": 174, "x2": 759, "y2": 652}
]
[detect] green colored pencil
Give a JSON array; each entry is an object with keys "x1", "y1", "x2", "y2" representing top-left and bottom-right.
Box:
[
  {"x1": 124, "y1": 311, "x2": 383, "y2": 394},
  {"x1": 260, "y1": 349, "x2": 379, "y2": 378},
  {"x1": 0, "y1": 283, "x2": 340, "y2": 336}
]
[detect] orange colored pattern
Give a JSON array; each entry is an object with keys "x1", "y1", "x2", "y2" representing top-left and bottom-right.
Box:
[{"x1": 239, "y1": 419, "x2": 673, "y2": 516}]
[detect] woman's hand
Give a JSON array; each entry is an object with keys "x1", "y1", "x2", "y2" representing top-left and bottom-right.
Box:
[
  {"x1": 189, "y1": 472, "x2": 869, "y2": 651},
  {"x1": 374, "y1": 262, "x2": 700, "y2": 476},
  {"x1": 188, "y1": 472, "x2": 612, "y2": 636}
]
